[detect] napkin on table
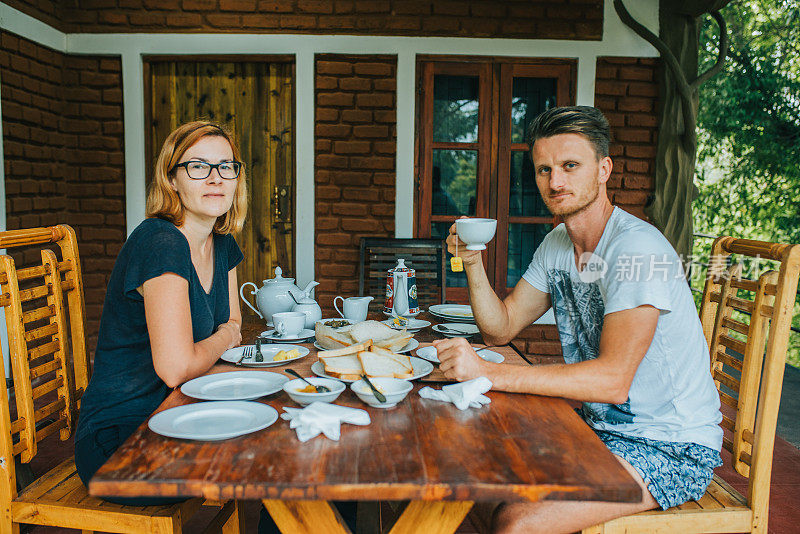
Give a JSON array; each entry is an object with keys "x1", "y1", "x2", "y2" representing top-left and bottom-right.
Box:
[
  {"x1": 281, "y1": 401, "x2": 370, "y2": 442},
  {"x1": 418, "y1": 376, "x2": 492, "y2": 410}
]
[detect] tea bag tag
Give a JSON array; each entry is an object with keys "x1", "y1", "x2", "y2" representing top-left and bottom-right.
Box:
[{"x1": 451, "y1": 239, "x2": 464, "y2": 272}]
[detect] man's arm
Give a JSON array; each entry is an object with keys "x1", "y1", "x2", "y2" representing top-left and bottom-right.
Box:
[
  {"x1": 435, "y1": 305, "x2": 659, "y2": 404},
  {"x1": 446, "y1": 222, "x2": 551, "y2": 345}
]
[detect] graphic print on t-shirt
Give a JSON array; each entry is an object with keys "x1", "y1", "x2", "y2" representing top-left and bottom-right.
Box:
[{"x1": 547, "y1": 269, "x2": 634, "y2": 425}]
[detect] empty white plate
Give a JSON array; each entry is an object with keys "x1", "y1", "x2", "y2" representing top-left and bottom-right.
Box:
[
  {"x1": 220, "y1": 344, "x2": 309, "y2": 367},
  {"x1": 148, "y1": 401, "x2": 278, "y2": 441},
  {"x1": 259, "y1": 328, "x2": 315, "y2": 342},
  {"x1": 415, "y1": 345, "x2": 504, "y2": 364},
  {"x1": 180, "y1": 371, "x2": 288, "y2": 401},
  {"x1": 311, "y1": 356, "x2": 434, "y2": 383},
  {"x1": 428, "y1": 304, "x2": 475, "y2": 322}
]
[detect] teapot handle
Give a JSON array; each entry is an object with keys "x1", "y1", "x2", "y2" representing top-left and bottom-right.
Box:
[{"x1": 239, "y1": 282, "x2": 263, "y2": 319}]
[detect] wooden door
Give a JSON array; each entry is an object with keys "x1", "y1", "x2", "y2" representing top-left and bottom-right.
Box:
[{"x1": 145, "y1": 59, "x2": 295, "y2": 311}]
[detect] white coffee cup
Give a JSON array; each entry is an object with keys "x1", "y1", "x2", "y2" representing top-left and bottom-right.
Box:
[
  {"x1": 456, "y1": 218, "x2": 498, "y2": 250},
  {"x1": 272, "y1": 311, "x2": 306, "y2": 337}
]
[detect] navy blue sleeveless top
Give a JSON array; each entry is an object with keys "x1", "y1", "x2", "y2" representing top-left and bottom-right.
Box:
[{"x1": 76, "y1": 218, "x2": 243, "y2": 441}]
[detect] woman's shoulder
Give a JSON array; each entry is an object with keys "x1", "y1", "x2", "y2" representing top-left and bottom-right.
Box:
[{"x1": 127, "y1": 218, "x2": 188, "y2": 251}]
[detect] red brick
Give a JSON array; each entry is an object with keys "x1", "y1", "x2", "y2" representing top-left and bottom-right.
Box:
[
  {"x1": 356, "y1": 93, "x2": 393, "y2": 108},
  {"x1": 99, "y1": 12, "x2": 128, "y2": 25},
  {"x1": 620, "y1": 67, "x2": 653, "y2": 82},
  {"x1": 258, "y1": 0, "x2": 294, "y2": 12},
  {"x1": 622, "y1": 174, "x2": 653, "y2": 190},
  {"x1": 317, "y1": 92, "x2": 354, "y2": 107},
  {"x1": 316, "y1": 217, "x2": 339, "y2": 230},
  {"x1": 353, "y1": 62, "x2": 392, "y2": 77},
  {"x1": 280, "y1": 14, "x2": 318, "y2": 29},
  {"x1": 331, "y1": 202, "x2": 368, "y2": 216},
  {"x1": 341, "y1": 217, "x2": 380, "y2": 232},
  {"x1": 315, "y1": 139, "x2": 332, "y2": 153},
  {"x1": 625, "y1": 160, "x2": 651, "y2": 174},
  {"x1": 617, "y1": 97, "x2": 654, "y2": 113},
  {"x1": 385, "y1": 16, "x2": 421, "y2": 31},
  {"x1": 595, "y1": 80, "x2": 627, "y2": 96},
  {"x1": 298, "y1": 0, "x2": 334, "y2": 13},
  {"x1": 615, "y1": 128, "x2": 651, "y2": 143},
  {"x1": 342, "y1": 188, "x2": 380, "y2": 201},
  {"x1": 240, "y1": 14, "x2": 279, "y2": 28},
  {"x1": 316, "y1": 123, "x2": 351, "y2": 138},
  {"x1": 433, "y1": 1, "x2": 469, "y2": 16},
  {"x1": 316, "y1": 154, "x2": 349, "y2": 168},
  {"x1": 626, "y1": 114, "x2": 658, "y2": 128},
  {"x1": 331, "y1": 171, "x2": 372, "y2": 186},
  {"x1": 341, "y1": 109, "x2": 372, "y2": 123},
  {"x1": 219, "y1": 0, "x2": 255, "y2": 9},
  {"x1": 316, "y1": 185, "x2": 341, "y2": 200},
  {"x1": 206, "y1": 14, "x2": 242, "y2": 27},
  {"x1": 316, "y1": 108, "x2": 339, "y2": 122},
  {"x1": 625, "y1": 145, "x2": 656, "y2": 159},
  {"x1": 350, "y1": 156, "x2": 394, "y2": 170},
  {"x1": 373, "y1": 141, "x2": 396, "y2": 155},
  {"x1": 421, "y1": 16, "x2": 460, "y2": 32},
  {"x1": 339, "y1": 77, "x2": 371, "y2": 91},
  {"x1": 317, "y1": 15, "x2": 359, "y2": 29},
  {"x1": 128, "y1": 12, "x2": 166, "y2": 26},
  {"x1": 628, "y1": 82, "x2": 658, "y2": 97},
  {"x1": 354, "y1": 0, "x2": 389, "y2": 13},
  {"x1": 182, "y1": 0, "x2": 216, "y2": 9},
  {"x1": 613, "y1": 190, "x2": 650, "y2": 205},
  {"x1": 353, "y1": 124, "x2": 388, "y2": 138},
  {"x1": 333, "y1": 140, "x2": 370, "y2": 154},
  {"x1": 316, "y1": 76, "x2": 339, "y2": 90}
]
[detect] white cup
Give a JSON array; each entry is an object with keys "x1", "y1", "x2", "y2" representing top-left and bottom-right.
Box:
[
  {"x1": 456, "y1": 218, "x2": 498, "y2": 250},
  {"x1": 334, "y1": 296, "x2": 372, "y2": 322},
  {"x1": 272, "y1": 311, "x2": 306, "y2": 337}
]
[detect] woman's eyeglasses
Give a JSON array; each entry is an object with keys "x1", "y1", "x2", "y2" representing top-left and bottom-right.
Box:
[{"x1": 173, "y1": 160, "x2": 242, "y2": 180}]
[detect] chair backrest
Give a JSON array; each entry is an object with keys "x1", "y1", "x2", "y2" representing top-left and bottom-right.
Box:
[
  {"x1": 0, "y1": 226, "x2": 89, "y2": 402},
  {"x1": 698, "y1": 237, "x2": 800, "y2": 523},
  {"x1": 358, "y1": 238, "x2": 446, "y2": 313}
]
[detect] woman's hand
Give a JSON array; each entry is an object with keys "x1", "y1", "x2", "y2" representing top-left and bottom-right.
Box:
[{"x1": 217, "y1": 319, "x2": 241, "y2": 350}]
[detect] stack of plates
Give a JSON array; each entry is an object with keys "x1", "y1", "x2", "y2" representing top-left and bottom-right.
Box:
[{"x1": 428, "y1": 304, "x2": 475, "y2": 323}]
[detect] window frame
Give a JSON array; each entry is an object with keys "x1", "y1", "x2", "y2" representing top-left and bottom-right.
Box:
[{"x1": 414, "y1": 56, "x2": 576, "y2": 302}]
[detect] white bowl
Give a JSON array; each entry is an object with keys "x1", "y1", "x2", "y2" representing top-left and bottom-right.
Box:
[
  {"x1": 351, "y1": 377, "x2": 413, "y2": 408},
  {"x1": 283, "y1": 377, "x2": 346, "y2": 405},
  {"x1": 456, "y1": 218, "x2": 498, "y2": 250}
]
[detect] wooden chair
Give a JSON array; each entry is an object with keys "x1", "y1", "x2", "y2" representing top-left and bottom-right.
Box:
[
  {"x1": 0, "y1": 225, "x2": 242, "y2": 533},
  {"x1": 583, "y1": 236, "x2": 800, "y2": 534},
  {"x1": 358, "y1": 237, "x2": 446, "y2": 314}
]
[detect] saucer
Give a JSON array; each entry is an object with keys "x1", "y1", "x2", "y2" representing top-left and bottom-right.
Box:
[{"x1": 260, "y1": 328, "x2": 315, "y2": 342}]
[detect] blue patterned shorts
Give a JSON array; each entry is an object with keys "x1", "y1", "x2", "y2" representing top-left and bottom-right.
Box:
[{"x1": 594, "y1": 429, "x2": 722, "y2": 510}]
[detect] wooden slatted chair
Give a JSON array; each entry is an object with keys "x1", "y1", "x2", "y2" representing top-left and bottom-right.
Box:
[
  {"x1": 583, "y1": 236, "x2": 800, "y2": 534},
  {"x1": 358, "y1": 237, "x2": 446, "y2": 314},
  {"x1": 0, "y1": 225, "x2": 241, "y2": 533}
]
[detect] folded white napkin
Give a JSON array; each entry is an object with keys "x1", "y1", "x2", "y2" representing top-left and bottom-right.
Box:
[
  {"x1": 418, "y1": 376, "x2": 492, "y2": 410},
  {"x1": 281, "y1": 401, "x2": 370, "y2": 442}
]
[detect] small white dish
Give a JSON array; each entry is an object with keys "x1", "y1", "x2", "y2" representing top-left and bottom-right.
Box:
[
  {"x1": 220, "y1": 344, "x2": 309, "y2": 367},
  {"x1": 432, "y1": 323, "x2": 479, "y2": 338},
  {"x1": 415, "y1": 345, "x2": 505, "y2": 364},
  {"x1": 148, "y1": 401, "x2": 278, "y2": 441},
  {"x1": 351, "y1": 377, "x2": 413, "y2": 408},
  {"x1": 311, "y1": 356, "x2": 434, "y2": 383},
  {"x1": 381, "y1": 318, "x2": 431, "y2": 332},
  {"x1": 260, "y1": 328, "x2": 315, "y2": 341},
  {"x1": 180, "y1": 371, "x2": 288, "y2": 401},
  {"x1": 456, "y1": 218, "x2": 497, "y2": 250},
  {"x1": 283, "y1": 377, "x2": 346, "y2": 405}
]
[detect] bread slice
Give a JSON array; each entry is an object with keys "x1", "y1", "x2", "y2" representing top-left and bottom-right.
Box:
[
  {"x1": 373, "y1": 332, "x2": 413, "y2": 352},
  {"x1": 349, "y1": 320, "x2": 398, "y2": 343},
  {"x1": 357, "y1": 351, "x2": 414, "y2": 379},
  {"x1": 317, "y1": 340, "x2": 373, "y2": 358},
  {"x1": 315, "y1": 322, "x2": 355, "y2": 350},
  {"x1": 370, "y1": 346, "x2": 412, "y2": 372},
  {"x1": 319, "y1": 354, "x2": 363, "y2": 380}
]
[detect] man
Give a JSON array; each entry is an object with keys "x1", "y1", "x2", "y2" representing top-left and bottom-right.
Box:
[{"x1": 435, "y1": 106, "x2": 722, "y2": 533}]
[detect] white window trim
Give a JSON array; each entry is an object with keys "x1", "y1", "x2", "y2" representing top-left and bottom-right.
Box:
[{"x1": 0, "y1": 1, "x2": 658, "y2": 288}]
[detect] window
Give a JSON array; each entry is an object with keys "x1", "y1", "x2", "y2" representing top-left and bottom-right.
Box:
[{"x1": 415, "y1": 57, "x2": 576, "y2": 301}]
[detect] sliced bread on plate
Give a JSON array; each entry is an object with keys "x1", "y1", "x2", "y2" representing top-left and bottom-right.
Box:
[
  {"x1": 373, "y1": 332, "x2": 413, "y2": 352},
  {"x1": 357, "y1": 351, "x2": 414, "y2": 379},
  {"x1": 370, "y1": 346, "x2": 412, "y2": 372},
  {"x1": 319, "y1": 354, "x2": 363, "y2": 380},
  {"x1": 317, "y1": 340, "x2": 373, "y2": 358},
  {"x1": 314, "y1": 322, "x2": 354, "y2": 349},
  {"x1": 349, "y1": 320, "x2": 398, "y2": 343}
]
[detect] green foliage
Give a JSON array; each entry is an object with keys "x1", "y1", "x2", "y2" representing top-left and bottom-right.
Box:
[{"x1": 693, "y1": 0, "x2": 800, "y2": 366}]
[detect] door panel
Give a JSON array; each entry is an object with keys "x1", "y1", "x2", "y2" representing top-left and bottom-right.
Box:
[{"x1": 146, "y1": 59, "x2": 295, "y2": 315}]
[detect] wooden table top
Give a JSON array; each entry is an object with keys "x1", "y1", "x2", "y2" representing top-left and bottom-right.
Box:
[{"x1": 89, "y1": 315, "x2": 641, "y2": 505}]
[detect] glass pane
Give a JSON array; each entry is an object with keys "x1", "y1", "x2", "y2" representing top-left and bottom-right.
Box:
[
  {"x1": 509, "y1": 151, "x2": 550, "y2": 217},
  {"x1": 433, "y1": 75, "x2": 479, "y2": 143},
  {"x1": 507, "y1": 223, "x2": 551, "y2": 287},
  {"x1": 511, "y1": 77, "x2": 557, "y2": 143},
  {"x1": 432, "y1": 222, "x2": 467, "y2": 288},
  {"x1": 432, "y1": 150, "x2": 477, "y2": 216}
]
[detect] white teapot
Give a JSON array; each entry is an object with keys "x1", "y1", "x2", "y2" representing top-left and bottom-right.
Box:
[
  {"x1": 240, "y1": 266, "x2": 318, "y2": 325},
  {"x1": 290, "y1": 281, "x2": 322, "y2": 329}
]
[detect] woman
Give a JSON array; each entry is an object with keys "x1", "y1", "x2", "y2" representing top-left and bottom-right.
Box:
[{"x1": 75, "y1": 121, "x2": 247, "y2": 505}]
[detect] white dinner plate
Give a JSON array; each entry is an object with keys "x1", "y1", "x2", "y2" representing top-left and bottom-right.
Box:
[
  {"x1": 381, "y1": 318, "x2": 431, "y2": 332},
  {"x1": 432, "y1": 323, "x2": 480, "y2": 338},
  {"x1": 220, "y1": 344, "x2": 310, "y2": 367},
  {"x1": 180, "y1": 371, "x2": 288, "y2": 401},
  {"x1": 314, "y1": 338, "x2": 419, "y2": 354},
  {"x1": 259, "y1": 328, "x2": 315, "y2": 342},
  {"x1": 428, "y1": 304, "x2": 475, "y2": 323},
  {"x1": 415, "y1": 345, "x2": 504, "y2": 364},
  {"x1": 382, "y1": 310, "x2": 422, "y2": 318},
  {"x1": 311, "y1": 356, "x2": 434, "y2": 383},
  {"x1": 148, "y1": 401, "x2": 279, "y2": 441}
]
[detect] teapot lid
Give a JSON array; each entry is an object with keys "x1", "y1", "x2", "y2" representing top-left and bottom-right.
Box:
[
  {"x1": 264, "y1": 266, "x2": 295, "y2": 285},
  {"x1": 388, "y1": 258, "x2": 413, "y2": 273}
]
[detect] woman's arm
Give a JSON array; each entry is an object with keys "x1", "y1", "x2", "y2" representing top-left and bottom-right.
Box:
[{"x1": 143, "y1": 271, "x2": 240, "y2": 388}]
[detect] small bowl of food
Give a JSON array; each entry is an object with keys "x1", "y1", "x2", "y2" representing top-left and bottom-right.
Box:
[
  {"x1": 283, "y1": 377, "x2": 346, "y2": 405},
  {"x1": 351, "y1": 377, "x2": 413, "y2": 408}
]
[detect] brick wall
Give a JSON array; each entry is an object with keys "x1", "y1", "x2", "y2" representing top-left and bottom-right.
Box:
[
  {"x1": 1, "y1": 31, "x2": 125, "y2": 349},
  {"x1": 314, "y1": 54, "x2": 396, "y2": 315},
  {"x1": 595, "y1": 56, "x2": 659, "y2": 221},
  {"x1": 8, "y1": 0, "x2": 604, "y2": 39}
]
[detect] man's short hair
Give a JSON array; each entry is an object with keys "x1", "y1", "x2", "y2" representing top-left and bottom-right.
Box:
[{"x1": 526, "y1": 106, "x2": 610, "y2": 159}]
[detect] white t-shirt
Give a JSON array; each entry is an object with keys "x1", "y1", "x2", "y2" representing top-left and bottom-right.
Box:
[{"x1": 522, "y1": 207, "x2": 722, "y2": 450}]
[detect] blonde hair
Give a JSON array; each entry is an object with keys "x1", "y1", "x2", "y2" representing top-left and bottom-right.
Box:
[{"x1": 146, "y1": 121, "x2": 248, "y2": 234}]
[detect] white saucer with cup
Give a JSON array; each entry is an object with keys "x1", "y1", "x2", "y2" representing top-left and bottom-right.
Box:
[
  {"x1": 272, "y1": 311, "x2": 307, "y2": 338},
  {"x1": 456, "y1": 218, "x2": 498, "y2": 250}
]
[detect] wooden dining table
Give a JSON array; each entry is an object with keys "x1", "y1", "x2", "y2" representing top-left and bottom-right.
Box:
[{"x1": 89, "y1": 314, "x2": 641, "y2": 533}]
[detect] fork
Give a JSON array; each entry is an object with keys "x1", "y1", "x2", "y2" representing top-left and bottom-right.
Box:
[{"x1": 235, "y1": 346, "x2": 253, "y2": 366}]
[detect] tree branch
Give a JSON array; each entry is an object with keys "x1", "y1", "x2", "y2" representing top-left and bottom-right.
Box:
[{"x1": 692, "y1": 10, "x2": 728, "y2": 89}]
